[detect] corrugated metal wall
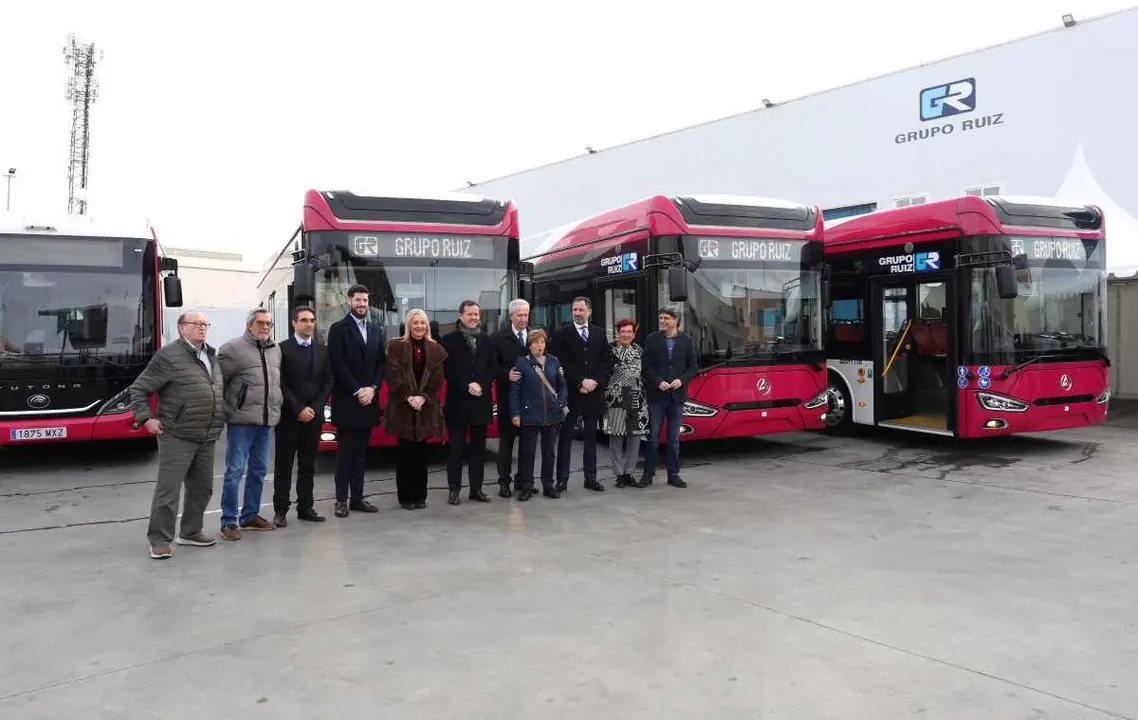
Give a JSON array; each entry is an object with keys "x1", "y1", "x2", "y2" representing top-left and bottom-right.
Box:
[{"x1": 1108, "y1": 274, "x2": 1138, "y2": 399}]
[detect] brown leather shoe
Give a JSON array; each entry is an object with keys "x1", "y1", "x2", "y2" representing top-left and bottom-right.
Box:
[
  {"x1": 221, "y1": 525, "x2": 242, "y2": 541},
  {"x1": 240, "y1": 515, "x2": 275, "y2": 531}
]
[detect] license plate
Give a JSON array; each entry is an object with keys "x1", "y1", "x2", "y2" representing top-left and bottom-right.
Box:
[{"x1": 9, "y1": 426, "x2": 68, "y2": 441}]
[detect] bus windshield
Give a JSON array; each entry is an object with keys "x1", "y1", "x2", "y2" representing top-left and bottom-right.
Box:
[
  {"x1": 311, "y1": 234, "x2": 515, "y2": 341},
  {"x1": 678, "y1": 236, "x2": 823, "y2": 366},
  {"x1": 969, "y1": 235, "x2": 1106, "y2": 365},
  {"x1": 0, "y1": 235, "x2": 157, "y2": 366}
]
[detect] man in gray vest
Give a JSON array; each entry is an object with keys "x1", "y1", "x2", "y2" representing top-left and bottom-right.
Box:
[
  {"x1": 128, "y1": 310, "x2": 226, "y2": 560},
  {"x1": 217, "y1": 308, "x2": 284, "y2": 541}
]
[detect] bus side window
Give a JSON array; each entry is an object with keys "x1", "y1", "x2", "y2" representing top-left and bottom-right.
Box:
[{"x1": 826, "y1": 280, "x2": 867, "y2": 358}]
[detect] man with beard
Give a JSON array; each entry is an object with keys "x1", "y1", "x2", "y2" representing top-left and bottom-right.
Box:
[{"x1": 327, "y1": 284, "x2": 386, "y2": 518}]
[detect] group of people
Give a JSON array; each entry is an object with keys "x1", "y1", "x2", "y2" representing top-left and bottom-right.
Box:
[{"x1": 129, "y1": 284, "x2": 697, "y2": 561}]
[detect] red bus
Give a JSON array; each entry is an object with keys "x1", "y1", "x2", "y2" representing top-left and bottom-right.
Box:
[
  {"x1": 257, "y1": 190, "x2": 522, "y2": 450},
  {"x1": 0, "y1": 214, "x2": 184, "y2": 447},
  {"x1": 520, "y1": 195, "x2": 829, "y2": 440},
  {"x1": 822, "y1": 195, "x2": 1109, "y2": 438}
]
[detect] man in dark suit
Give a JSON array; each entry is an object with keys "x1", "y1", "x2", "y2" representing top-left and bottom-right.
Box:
[
  {"x1": 640, "y1": 306, "x2": 698, "y2": 488},
  {"x1": 272, "y1": 306, "x2": 334, "y2": 527},
  {"x1": 489, "y1": 298, "x2": 531, "y2": 498},
  {"x1": 550, "y1": 296, "x2": 613, "y2": 492},
  {"x1": 440, "y1": 299, "x2": 496, "y2": 505},
  {"x1": 326, "y1": 284, "x2": 386, "y2": 517}
]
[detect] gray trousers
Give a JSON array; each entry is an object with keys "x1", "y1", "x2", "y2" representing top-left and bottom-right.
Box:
[
  {"x1": 148, "y1": 434, "x2": 216, "y2": 546},
  {"x1": 609, "y1": 433, "x2": 642, "y2": 476}
]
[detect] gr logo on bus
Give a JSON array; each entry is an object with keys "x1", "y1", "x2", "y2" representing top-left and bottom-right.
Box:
[{"x1": 920, "y1": 78, "x2": 975, "y2": 121}]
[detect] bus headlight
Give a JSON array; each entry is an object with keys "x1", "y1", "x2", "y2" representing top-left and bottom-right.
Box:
[
  {"x1": 976, "y1": 392, "x2": 1030, "y2": 413},
  {"x1": 1097, "y1": 388, "x2": 1111, "y2": 404},
  {"x1": 97, "y1": 389, "x2": 132, "y2": 416},
  {"x1": 803, "y1": 391, "x2": 829, "y2": 410},
  {"x1": 683, "y1": 400, "x2": 718, "y2": 418}
]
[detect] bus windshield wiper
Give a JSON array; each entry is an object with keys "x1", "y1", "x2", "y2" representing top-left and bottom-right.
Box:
[{"x1": 999, "y1": 353, "x2": 1061, "y2": 380}]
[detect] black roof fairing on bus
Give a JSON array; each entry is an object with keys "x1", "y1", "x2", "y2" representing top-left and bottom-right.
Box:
[
  {"x1": 672, "y1": 196, "x2": 818, "y2": 232},
  {"x1": 985, "y1": 197, "x2": 1103, "y2": 231},
  {"x1": 318, "y1": 191, "x2": 508, "y2": 227}
]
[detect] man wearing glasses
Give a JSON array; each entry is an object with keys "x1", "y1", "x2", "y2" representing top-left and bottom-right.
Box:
[
  {"x1": 216, "y1": 308, "x2": 284, "y2": 541},
  {"x1": 127, "y1": 310, "x2": 227, "y2": 560}
]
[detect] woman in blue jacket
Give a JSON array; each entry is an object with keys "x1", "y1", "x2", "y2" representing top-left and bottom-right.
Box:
[{"x1": 509, "y1": 328, "x2": 569, "y2": 501}]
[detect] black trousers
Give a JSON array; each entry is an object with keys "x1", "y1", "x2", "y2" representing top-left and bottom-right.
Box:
[
  {"x1": 273, "y1": 415, "x2": 321, "y2": 513},
  {"x1": 496, "y1": 419, "x2": 520, "y2": 489},
  {"x1": 334, "y1": 427, "x2": 371, "y2": 503},
  {"x1": 447, "y1": 422, "x2": 487, "y2": 492},
  {"x1": 558, "y1": 410, "x2": 600, "y2": 484},
  {"x1": 396, "y1": 438, "x2": 429, "y2": 504},
  {"x1": 518, "y1": 424, "x2": 558, "y2": 491}
]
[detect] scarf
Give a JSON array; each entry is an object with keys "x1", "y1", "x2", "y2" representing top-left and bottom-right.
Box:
[{"x1": 459, "y1": 325, "x2": 479, "y2": 351}]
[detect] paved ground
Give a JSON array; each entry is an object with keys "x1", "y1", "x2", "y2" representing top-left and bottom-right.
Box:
[{"x1": 2, "y1": 413, "x2": 1137, "y2": 719}]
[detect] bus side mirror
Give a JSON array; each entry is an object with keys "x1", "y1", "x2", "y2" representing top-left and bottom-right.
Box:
[
  {"x1": 163, "y1": 275, "x2": 183, "y2": 307},
  {"x1": 667, "y1": 265, "x2": 688, "y2": 302},
  {"x1": 519, "y1": 277, "x2": 534, "y2": 305},
  {"x1": 996, "y1": 265, "x2": 1019, "y2": 299},
  {"x1": 293, "y1": 263, "x2": 315, "y2": 304}
]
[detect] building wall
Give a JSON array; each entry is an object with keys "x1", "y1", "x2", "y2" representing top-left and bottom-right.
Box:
[
  {"x1": 161, "y1": 247, "x2": 260, "y2": 346},
  {"x1": 463, "y1": 8, "x2": 1138, "y2": 270}
]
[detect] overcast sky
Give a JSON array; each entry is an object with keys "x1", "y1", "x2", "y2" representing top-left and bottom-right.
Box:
[{"x1": 1, "y1": 0, "x2": 1132, "y2": 271}]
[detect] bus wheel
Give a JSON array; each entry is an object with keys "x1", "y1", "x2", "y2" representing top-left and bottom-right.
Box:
[{"x1": 824, "y1": 375, "x2": 852, "y2": 434}]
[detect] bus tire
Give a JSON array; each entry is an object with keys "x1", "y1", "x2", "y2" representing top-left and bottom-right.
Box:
[{"x1": 823, "y1": 371, "x2": 853, "y2": 435}]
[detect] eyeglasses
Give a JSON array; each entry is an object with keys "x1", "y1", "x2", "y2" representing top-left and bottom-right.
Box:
[{"x1": 181, "y1": 321, "x2": 210, "y2": 328}]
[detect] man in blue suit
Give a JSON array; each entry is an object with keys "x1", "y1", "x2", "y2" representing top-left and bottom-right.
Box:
[{"x1": 326, "y1": 284, "x2": 386, "y2": 518}]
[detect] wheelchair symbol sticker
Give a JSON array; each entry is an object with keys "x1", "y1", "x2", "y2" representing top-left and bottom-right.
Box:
[{"x1": 978, "y1": 366, "x2": 991, "y2": 378}]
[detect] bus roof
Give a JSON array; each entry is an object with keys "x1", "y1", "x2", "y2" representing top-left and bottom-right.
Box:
[
  {"x1": 0, "y1": 212, "x2": 154, "y2": 240},
  {"x1": 302, "y1": 189, "x2": 519, "y2": 236},
  {"x1": 522, "y1": 194, "x2": 821, "y2": 262},
  {"x1": 823, "y1": 195, "x2": 1104, "y2": 251}
]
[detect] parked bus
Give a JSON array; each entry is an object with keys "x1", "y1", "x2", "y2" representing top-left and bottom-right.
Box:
[
  {"x1": 0, "y1": 214, "x2": 184, "y2": 447},
  {"x1": 257, "y1": 190, "x2": 522, "y2": 450},
  {"x1": 519, "y1": 194, "x2": 829, "y2": 441},
  {"x1": 822, "y1": 194, "x2": 1109, "y2": 438}
]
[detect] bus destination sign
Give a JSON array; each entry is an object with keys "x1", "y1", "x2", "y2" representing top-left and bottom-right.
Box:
[
  {"x1": 696, "y1": 238, "x2": 801, "y2": 262},
  {"x1": 1008, "y1": 237, "x2": 1091, "y2": 263},
  {"x1": 349, "y1": 233, "x2": 495, "y2": 261}
]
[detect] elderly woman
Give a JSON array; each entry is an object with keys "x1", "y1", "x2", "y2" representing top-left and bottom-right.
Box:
[
  {"x1": 385, "y1": 309, "x2": 448, "y2": 510},
  {"x1": 509, "y1": 328, "x2": 568, "y2": 501},
  {"x1": 603, "y1": 318, "x2": 649, "y2": 488}
]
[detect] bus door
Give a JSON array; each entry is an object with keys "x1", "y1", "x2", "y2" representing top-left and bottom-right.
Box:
[
  {"x1": 592, "y1": 275, "x2": 649, "y2": 344},
  {"x1": 872, "y1": 275, "x2": 955, "y2": 434}
]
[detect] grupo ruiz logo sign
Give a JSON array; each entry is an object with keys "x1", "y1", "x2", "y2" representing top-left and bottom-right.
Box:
[
  {"x1": 879, "y1": 251, "x2": 940, "y2": 274},
  {"x1": 895, "y1": 77, "x2": 1005, "y2": 145}
]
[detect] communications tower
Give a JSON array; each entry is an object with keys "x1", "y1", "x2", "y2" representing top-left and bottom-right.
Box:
[{"x1": 64, "y1": 34, "x2": 101, "y2": 215}]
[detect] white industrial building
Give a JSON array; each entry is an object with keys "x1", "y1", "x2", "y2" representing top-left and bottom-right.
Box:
[
  {"x1": 460, "y1": 7, "x2": 1138, "y2": 397},
  {"x1": 160, "y1": 246, "x2": 259, "y2": 345}
]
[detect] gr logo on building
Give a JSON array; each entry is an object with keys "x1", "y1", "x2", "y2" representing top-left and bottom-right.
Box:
[
  {"x1": 895, "y1": 77, "x2": 1004, "y2": 145},
  {"x1": 920, "y1": 78, "x2": 976, "y2": 121}
]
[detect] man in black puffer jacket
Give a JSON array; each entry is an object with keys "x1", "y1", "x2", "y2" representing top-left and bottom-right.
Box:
[
  {"x1": 128, "y1": 310, "x2": 226, "y2": 560},
  {"x1": 216, "y1": 308, "x2": 283, "y2": 542}
]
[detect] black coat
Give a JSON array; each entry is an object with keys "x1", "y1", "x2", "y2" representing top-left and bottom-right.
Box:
[
  {"x1": 548, "y1": 323, "x2": 613, "y2": 415},
  {"x1": 326, "y1": 314, "x2": 387, "y2": 429},
  {"x1": 641, "y1": 330, "x2": 698, "y2": 405},
  {"x1": 440, "y1": 329, "x2": 496, "y2": 427},
  {"x1": 490, "y1": 326, "x2": 529, "y2": 431},
  {"x1": 278, "y1": 336, "x2": 333, "y2": 420}
]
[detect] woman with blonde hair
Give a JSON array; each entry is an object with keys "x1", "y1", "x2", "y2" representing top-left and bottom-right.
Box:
[{"x1": 384, "y1": 308, "x2": 448, "y2": 509}]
